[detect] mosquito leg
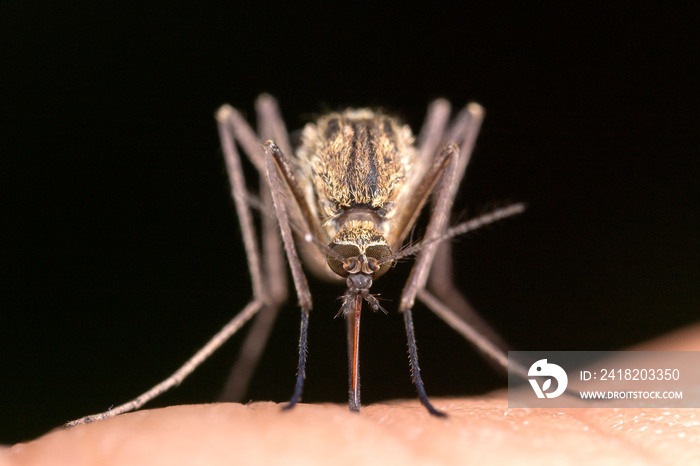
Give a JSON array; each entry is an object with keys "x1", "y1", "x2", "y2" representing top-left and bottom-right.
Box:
[
  {"x1": 218, "y1": 97, "x2": 292, "y2": 401},
  {"x1": 396, "y1": 144, "x2": 459, "y2": 416},
  {"x1": 256, "y1": 93, "x2": 294, "y2": 158},
  {"x1": 256, "y1": 94, "x2": 291, "y2": 304},
  {"x1": 218, "y1": 105, "x2": 267, "y2": 301},
  {"x1": 66, "y1": 300, "x2": 263, "y2": 427},
  {"x1": 218, "y1": 300, "x2": 281, "y2": 401},
  {"x1": 262, "y1": 141, "x2": 313, "y2": 410},
  {"x1": 417, "y1": 289, "x2": 510, "y2": 373},
  {"x1": 429, "y1": 103, "x2": 484, "y2": 296},
  {"x1": 397, "y1": 102, "x2": 487, "y2": 414},
  {"x1": 283, "y1": 305, "x2": 310, "y2": 410},
  {"x1": 215, "y1": 103, "x2": 279, "y2": 401},
  {"x1": 403, "y1": 307, "x2": 446, "y2": 417},
  {"x1": 64, "y1": 107, "x2": 275, "y2": 426},
  {"x1": 219, "y1": 105, "x2": 266, "y2": 173},
  {"x1": 426, "y1": 103, "x2": 510, "y2": 351},
  {"x1": 220, "y1": 178, "x2": 288, "y2": 399},
  {"x1": 418, "y1": 290, "x2": 582, "y2": 398},
  {"x1": 428, "y1": 241, "x2": 509, "y2": 351},
  {"x1": 430, "y1": 104, "x2": 483, "y2": 274},
  {"x1": 218, "y1": 176, "x2": 287, "y2": 402},
  {"x1": 415, "y1": 98, "x2": 451, "y2": 178},
  {"x1": 399, "y1": 144, "x2": 459, "y2": 314}
]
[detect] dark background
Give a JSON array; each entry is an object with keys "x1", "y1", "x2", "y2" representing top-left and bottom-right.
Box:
[{"x1": 3, "y1": 3, "x2": 698, "y2": 443}]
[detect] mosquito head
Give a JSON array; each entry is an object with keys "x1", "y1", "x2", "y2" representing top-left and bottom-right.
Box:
[{"x1": 326, "y1": 220, "x2": 393, "y2": 284}]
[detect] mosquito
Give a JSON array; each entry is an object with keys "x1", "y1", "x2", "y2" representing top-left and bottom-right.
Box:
[{"x1": 67, "y1": 95, "x2": 524, "y2": 426}]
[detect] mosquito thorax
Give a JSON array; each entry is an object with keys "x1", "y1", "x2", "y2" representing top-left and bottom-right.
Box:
[{"x1": 326, "y1": 220, "x2": 392, "y2": 281}]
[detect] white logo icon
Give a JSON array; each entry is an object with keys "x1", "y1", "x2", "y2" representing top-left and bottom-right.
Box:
[{"x1": 528, "y1": 359, "x2": 568, "y2": 398}]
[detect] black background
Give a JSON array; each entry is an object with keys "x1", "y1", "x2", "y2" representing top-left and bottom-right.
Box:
[{"x1": 3, "y1": 3, "x2": 699, "y2": 443}]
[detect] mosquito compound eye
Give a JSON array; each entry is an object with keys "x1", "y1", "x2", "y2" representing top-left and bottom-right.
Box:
[
  {"x1": 364, "y1": 244, "x2": 392, "y2": 278},
  {"x1": 327, "y1": 243, "x2": 361, "y2": 277}
]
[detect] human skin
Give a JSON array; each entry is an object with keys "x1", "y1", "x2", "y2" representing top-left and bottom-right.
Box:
[{"x1": 3, "y1": 324, "x2": 700, "y2": 466}]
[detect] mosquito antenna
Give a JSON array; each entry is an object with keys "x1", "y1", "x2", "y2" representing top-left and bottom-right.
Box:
[{"x1": 378, "y1": 202, "x2": 526, "y2": 265}]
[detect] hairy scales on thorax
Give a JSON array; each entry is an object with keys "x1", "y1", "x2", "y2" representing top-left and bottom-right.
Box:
[{"x1": 296, "y1": 109, "x2": 417, "y2": 237}]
